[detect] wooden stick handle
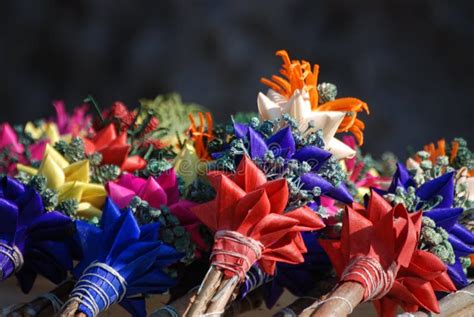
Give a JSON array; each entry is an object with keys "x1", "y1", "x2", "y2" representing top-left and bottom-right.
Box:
[
  {"x1": 56, "y1": 297, "x2": 87, "y2": 317},
  {"x1": 205, "y1": 277, "x2": 239, "y2": 316},
  {"x1": 184, "y1": 266, "x2": 223, "y2": 316},
  {"x1": 413, "y1": 284, "x2": 474, "y2": 317},
  {"x1": 301, "y1": 282, "x2": 365, "y2": 317}
]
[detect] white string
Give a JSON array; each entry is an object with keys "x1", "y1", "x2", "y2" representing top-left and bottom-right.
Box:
[
  {"x1": 153, "y1": 305, "x2": 180, "y2": 317},
  {"x1": 280, "y1": 307, "x2": 297, "y2": 317},
  {"x1": 0, "y1": 242, "x2": 24, "y2": 275},
  {"x1": 457, "y1": 290, "x2": 474, "y2": 296},
  {"x1": 341, "y1": 256, "x2": 396, "y2": 301},
  {"x1": 65, "y1": 261, "x2": 127, "y2": 317},
  {"x1": 242, "y1": 265, "x2": 272, "y2": 294},
  {"x1": 302, "y1": 296, "x2": 354, "y2": 314},
  {"x1": 211, "y1": 230, "x2": 264, "y2": 280},
  {"x1": 198, "y1": 311, "x2": 225, "y2": 316}
]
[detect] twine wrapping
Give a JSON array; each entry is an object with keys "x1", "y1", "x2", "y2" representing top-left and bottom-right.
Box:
[
  {"x1": 64, "y1": 262, "x2": 127, "y2": 317},
  {"x1": 210, "y1": 230, "x2": 264, "y2": 281},
  {"x1": 0, "y1": 242, "x2": 23, "y2": 279},
  {"x1": 341, "y1": 256, "x2": 397, "y2": 301}
]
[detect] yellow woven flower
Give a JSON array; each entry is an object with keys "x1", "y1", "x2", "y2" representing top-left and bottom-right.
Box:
[
  {"x1": 173, "y1": 142, "x2": 208, "y2": 186},
  {"x1": 25, "y1": 122, "x2": 62, "y2": 144},
  {"x1": 17, "y1": 144, "x2": 106, "y2": 219}
]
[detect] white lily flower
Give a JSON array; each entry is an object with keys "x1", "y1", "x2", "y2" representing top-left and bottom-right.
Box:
[{"x1": 257, "y1": 88, "x2": 355, "y2": 159}]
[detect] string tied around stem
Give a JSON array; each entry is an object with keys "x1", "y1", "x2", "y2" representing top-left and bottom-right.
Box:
[
  {"x1": 341, "y1": 256, "x2": 397, "y2": 301},
  {"x1": 63, "y1": 262, "x2": 127, "y2": 317},
  {"x1": 210, "y1": 230, "x2": 264, "y2": 281},
  {"x1": 0, "y1": 242, "x2": 24, "y2": 280}
]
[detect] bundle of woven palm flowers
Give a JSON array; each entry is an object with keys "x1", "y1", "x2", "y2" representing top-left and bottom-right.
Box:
[{"x1": 0, "y1": 50, "x2": 472, "y2": 317}]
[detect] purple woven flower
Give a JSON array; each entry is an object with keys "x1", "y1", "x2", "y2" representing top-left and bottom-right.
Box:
[{"x1": 0, "y1": 176, "x2": 73, "y2": 292}]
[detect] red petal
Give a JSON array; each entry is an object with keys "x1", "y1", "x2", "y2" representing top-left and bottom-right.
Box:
[
  {"x1": 318, "y1": 239, "x2": 345, "y2": 276},
  {"x1": 100, "y1": 144, "x2": 130, "y2": 166},
  {"x1": 93, "y1": 124, "x2": 117, "y2": 150},
  {"x1": 191, "y1": 201, "x2": 219, "y2": 231},
  {"x1": 367, "y1": 190, "x2": 393, "y2": 223},
  {"x1": 402, "y1": 277, "x2": 440, "y2": 313},
  {"x1": 257, "y1": 179, "x2": 289, "y2": 214},
  {"x1": 122, "y1": 155, "x2": 146, "y2": 172},
  {"x1": 232, "y1": 156, "x2": 267, "y2": 191},
  {"x1": 233, "y1": 189, "x2": 270, "y2": 233},
  {"x1": 284, "y1": 206, "x2": 325, "y2": 231},
  {"x1": 250, "y1": 213, "x2": 299, "y2": 245},
  {"x1": 404, "y1": 250, "x2": 445, "y2": 280},
  {"x1": 261, "y1": 233, "x2": 305, "y2": 265},
  {"x1": 82, "y1": 137, "x2": 96, "y2": 154},
  {"x1": 431, "y1": 271, "x2": 456, "y2": 293}
]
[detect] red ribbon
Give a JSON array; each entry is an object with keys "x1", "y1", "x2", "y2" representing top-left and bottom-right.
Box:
[{"x1": 192, "y1": 156, "x2": 325, "y2": 280}]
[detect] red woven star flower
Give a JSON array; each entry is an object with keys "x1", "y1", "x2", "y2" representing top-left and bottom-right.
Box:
[
  {"x1": 373, "y1": 249, "x2": 456, "y2": 317},
  {"x1": 192, "y1": 156, "x2": 325, "y2": 279},
  {"x1": 83, "y1": 124, "x2": 146, "y2": 172},
  {"x1": 319, "y1": 191, "x2": 456, "y2": 317}
]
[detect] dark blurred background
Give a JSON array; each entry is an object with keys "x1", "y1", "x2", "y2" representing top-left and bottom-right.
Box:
[{"x1": 1, "y1": 0, "x2": 473, "y2": 157}]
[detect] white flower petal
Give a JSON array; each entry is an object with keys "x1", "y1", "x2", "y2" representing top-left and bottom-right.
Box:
[
  {"x1": 304, "y1": 111, "x2": 345, "y2": 143},
  {"x1": 326, "y1": 137, "x2": 356, "y2": 160},
  {"x1": 257, "y1": 92, "x2": 282, "y2": 121}
]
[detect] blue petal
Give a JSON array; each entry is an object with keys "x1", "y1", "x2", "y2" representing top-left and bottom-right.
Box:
[
  {"x1": 0, "y1": 198, "x2": 18, "y2": 243},
  {"x1": 248, "y1": 127, "x2": 268, "y2": 159},
  {"x1": 105, "y1": 210, "x2": 140, "y2": 264},
  {"x1": 100, "y1": 198, "x2": 122, "y2": 230},
  {"x1": 139, "y1": 223, "x2": 160, "y2": 242},
  {"x1": 266, "y1": 127, "x2": 295, "y2": 159},
  {"x1": 293, "y1": 146, "x2": 332, "y2": 171},
  {"x1": 300, "y1": 173, "x2": 334, "y2": 194},
  {"x1": 113, "y1": 241, "x2": 174, "y2": 280},
  {"x1": 424, "y1": 208, "x2": 463, "y2": 232},
  {"x1": 451, "y1": 223, "x2": 474, "y2": 245},
  {"x1": 448, "y1": 234, "x2": 474, "y2": 256},
  {"x1": 387, "y1": 163, "x2": 416, "y2": 193},
  {"x1": 233, "y1": 123, "x2": 249, "y2": 139},
  {"x1": 325, "y1": 183, "x2": 354, "y2": 204},
  {"x1": 416, "y1": 172, "x2": 454, "y2": 209},
  {"x1": 127, "y1": 268, "x2": 177, "y2": 294},
  {"x1": 27, "y1": 211, "x2": 72, "y2": 241},
  {"x1": 15, "y1": 188, "x2": 44, "y2": 228},
  {"x1": 0, "y1": 176, "x2": 25, "y2": 200},
  {"x1": 447, "y1": 259, "x2": 468, "y2": 289}
]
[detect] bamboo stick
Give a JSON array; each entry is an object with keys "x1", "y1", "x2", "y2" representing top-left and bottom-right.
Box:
[
  {"x1": 184, "y1": 267, "x2": 223, "y2": 316},
  {"x1": 302, "y1": 282, "x2": 365, "y2": 317},
  {"x1": 56, "y1": 297, "x2": 87, "y2": 317},
  {"x1": 206, "y1": 277, "x2": 239, "y2": 316}
]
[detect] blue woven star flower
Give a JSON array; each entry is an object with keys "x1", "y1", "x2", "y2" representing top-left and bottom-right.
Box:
[{"x1": 70, "y1": 198, "x2": 183, "y2": 317}]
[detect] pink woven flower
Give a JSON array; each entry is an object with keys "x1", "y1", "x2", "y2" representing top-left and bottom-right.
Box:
[
  {"x1": 106, "y1": 170, "x2": 208, "y2": 254},
  {"x1": 52, "y1": 100, "x2": 92, "y2": 136}
]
